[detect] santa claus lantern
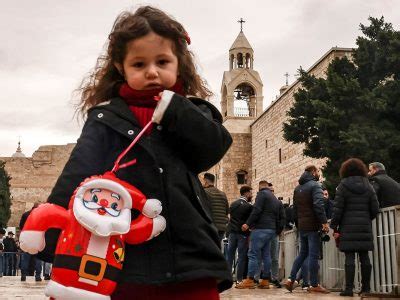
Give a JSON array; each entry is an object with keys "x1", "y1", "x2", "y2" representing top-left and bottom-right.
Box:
[{"x1": 19, "y1": 121, "x2": 166, "y2": 300}]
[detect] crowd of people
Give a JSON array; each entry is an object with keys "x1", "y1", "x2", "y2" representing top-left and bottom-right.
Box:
[
  {"x1": 1, "y1": 160, "x2": 399, "y2": 298},
  {"x1": 203, "y1": 160, "x2": 400, "y2": 296},
  {"x1": 0, "y1": 203, "x2": 52, "y2": 281}
]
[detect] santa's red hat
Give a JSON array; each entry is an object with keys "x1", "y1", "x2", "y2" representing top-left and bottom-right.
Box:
[{"x1": 74, "y1": 172, "x2": 133, "y2": 209}]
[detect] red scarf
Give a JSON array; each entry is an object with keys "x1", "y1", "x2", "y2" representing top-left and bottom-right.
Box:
[{"x1": 119, "y1": 81, "x2": 184, "y2": 133}]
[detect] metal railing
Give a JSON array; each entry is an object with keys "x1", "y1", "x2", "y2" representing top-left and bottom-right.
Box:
[
  {"x1": 233, "y1": 107, "x2": 255, "y2": 117},
  {"x1": 280, "y1": 205, "x2": 400, "y2": 293},
  {"x1": 281, "y1": 229, "x2": 298, "y2": 280},
  {"x1": 371, "y1": 205, "x2": 399, "y2": 293}
]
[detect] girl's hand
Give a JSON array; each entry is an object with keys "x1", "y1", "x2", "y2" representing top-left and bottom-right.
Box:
[{"x1": 333, "y1": 232, "x2": 340, "y2": 239}]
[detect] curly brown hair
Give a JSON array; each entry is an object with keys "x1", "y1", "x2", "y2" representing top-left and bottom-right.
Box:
[
  {"x1": 339, "y1": 158, "x2": 368, "y2": 178},
  {"x1": 76, "y1": 6, "x2": 212, "y2": 116}
]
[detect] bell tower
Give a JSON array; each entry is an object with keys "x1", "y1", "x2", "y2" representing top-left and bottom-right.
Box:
[
  {"x1": 215, "y1": 19, "x2": 263, "y2": 202},
  {"x1": 221, "y1": 18, "x2": 263, "y2": 126}
]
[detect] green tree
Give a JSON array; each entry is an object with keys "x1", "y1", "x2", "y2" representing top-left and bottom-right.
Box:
[
  {"x1": 283, "y1": 17, "x2": 400, "y2": 192},
  {"x1": 0, "y1": 161, "x2": 11, "y2": 228}
]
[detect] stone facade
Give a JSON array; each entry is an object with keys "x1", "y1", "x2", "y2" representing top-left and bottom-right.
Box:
[
  {"x1": 251, "y1": 48, "x2": 353, "y2": 202},
  {"x1": 215, "y1": 30, "x2": 264, "y2": 202},
  {"x1": 1, "y1": 144, "x2": 75, "y2": 227},
  {"x1": 214, "y1": 133, "x2": 252, "y2": 202}
]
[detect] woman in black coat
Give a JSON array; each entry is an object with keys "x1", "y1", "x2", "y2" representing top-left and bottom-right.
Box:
[{"x1": 330, "y1": 158, "x2": 379, "y2": 297}]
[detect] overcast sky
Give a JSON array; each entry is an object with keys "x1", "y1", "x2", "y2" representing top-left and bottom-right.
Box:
[{"x1": 1, "y1": 0, "x2": 399, "y2": 157}]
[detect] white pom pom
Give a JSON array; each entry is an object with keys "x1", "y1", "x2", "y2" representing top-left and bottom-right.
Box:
[
  {"x1": 142, "y1": 199, "x2": 162, "y2": 218},
  {"x1": 148, "y1": 215, "x2": 166, "y2": 240},
  {"x1": 19, "y1": 231, "x2": 46, "y2": 254}
]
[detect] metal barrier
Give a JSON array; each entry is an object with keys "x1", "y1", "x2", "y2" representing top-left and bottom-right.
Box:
[
  {"x1": 371, "y1": 205, "x2": 399, "y2": 293},
  {"x1": 319, "y1": 232, "x2": 345, "y2": 291},
  {"x1": 280, "y1": 205, "x2": 400, "y2": 293},
  {"x1": 281, "y1": 229, "x2": 298, "y2": 279}
]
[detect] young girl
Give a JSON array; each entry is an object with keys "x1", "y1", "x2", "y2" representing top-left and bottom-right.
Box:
[{"x1": 40, "y1": 5, "x2": 233, "y2": 300}]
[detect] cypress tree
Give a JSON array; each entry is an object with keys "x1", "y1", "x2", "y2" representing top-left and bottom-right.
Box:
[{"x1": 0, "y1": 161, "x2": 11, "y2": 228}]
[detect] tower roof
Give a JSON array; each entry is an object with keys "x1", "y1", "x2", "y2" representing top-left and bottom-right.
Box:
[
  {"x1": 12, "y1": 141, "x2": 25, "y2": 158},
  {"x1": 230, "y1": 31, "x2": 253, "y2": 51}
]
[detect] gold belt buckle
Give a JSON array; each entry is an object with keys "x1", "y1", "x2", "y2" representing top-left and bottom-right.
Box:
[{"x1": 78, "y1": 254, "x2": 107, "y2": 282}]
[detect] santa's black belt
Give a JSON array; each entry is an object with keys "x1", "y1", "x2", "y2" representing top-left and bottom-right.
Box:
[{"x1": 53, "y1": 254, "x2": 119, "y2": 282}]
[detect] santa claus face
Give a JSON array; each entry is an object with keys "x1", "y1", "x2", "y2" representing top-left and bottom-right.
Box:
[
  {"x1": 82, "y1": 189, "x2": 123, "y2": 217},
  {"x1": 73, "y1": 186, "x2": 131, "y2": 237}
]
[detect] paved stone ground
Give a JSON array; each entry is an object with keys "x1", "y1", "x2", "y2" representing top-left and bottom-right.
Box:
[
  {"x1": 221, "y1": 287, "x2": 353, "y2": 300},
  {"x1": 0, "y1": 276, "x2": 395, "y2": 299},
  {"x1": 0, "y1": 276, "x2": 46, "y2": 299}
]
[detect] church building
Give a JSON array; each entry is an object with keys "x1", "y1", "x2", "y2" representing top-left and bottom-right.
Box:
[{"x1": 215, "y1": 24, "x2": 352, "y2": 202}]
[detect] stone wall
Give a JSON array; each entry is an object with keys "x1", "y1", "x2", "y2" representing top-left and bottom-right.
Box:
[
  {"x1": 251, "y1": 89, "x2": 326, "y2": 202},
  {"x1": 215, "y1": 132, "x2": 252, "y2": 202},
  {"x1": 251, "y1": 48, "x2": 352, "y2": 202},
  {"x1": 1, "y1": 144, "x2": 75, "y2": 227}
]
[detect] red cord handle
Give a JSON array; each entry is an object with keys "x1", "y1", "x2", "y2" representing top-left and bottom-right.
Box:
[{"x1": 111, "y1": 121, "x2": 153, "y2": 173}]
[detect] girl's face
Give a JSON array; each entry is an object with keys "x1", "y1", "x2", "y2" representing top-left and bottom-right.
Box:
[{"x1": 118, "y1": 32, "x2": 179, "y2": 90}]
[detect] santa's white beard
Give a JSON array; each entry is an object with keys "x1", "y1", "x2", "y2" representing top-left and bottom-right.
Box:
[{"x1": 73, "y1": 197, "x2": 131, "y2": 237}]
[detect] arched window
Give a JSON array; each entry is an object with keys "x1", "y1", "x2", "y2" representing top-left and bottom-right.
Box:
[
  {"x1": 233, "y1": 83, "x2": 255, "y2": 117},
  {"x1": 230, "y1": 54, "x2": 234, "y2": 70},
  {"x1": 236, "y1": 170, "x2": 248, "y2": 184},
  {"x1": 245, "y1": 53, "x2": 251, "y2": 68},
  {"x1": 237, "y1": 53, "x2": 243, "y2": 68}
]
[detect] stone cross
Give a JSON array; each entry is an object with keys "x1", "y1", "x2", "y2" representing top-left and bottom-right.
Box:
[
  {"x1": 284, "y1": 72, "x2": 289, "y2": 86},
  {"x1": 238, "y1": 18, "x2": 245, "y2": 32}
]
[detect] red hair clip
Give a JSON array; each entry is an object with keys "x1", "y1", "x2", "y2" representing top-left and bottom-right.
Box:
[{"x1": 183, "y1": 32, "x2": 191, "y2": 45}]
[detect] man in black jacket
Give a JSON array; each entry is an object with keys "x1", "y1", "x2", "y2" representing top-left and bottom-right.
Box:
[
  {"x1": 3, "y1": 231, "x2": 17, "y2": 276},
  {"x1": 236, "y1": 181, "x2": 282, "y2": 289},
  {"x1": 368, "y1": 162, "x2": 400, "y2": 208},
  {"x1": 284, "y1": 204, "x2": 295, "y2": 230},
  {"x1": 203, "y1": 173, "x2": 229, "y2": 245},
  {"x1": 268, "y1": 186, "x2": 285, "y2": 288},
  {"x1": 284, "y1": 165, "x2": 329, "y2": 293},
  {"x1": 226, "y1": 185, "x2": 253, "y2": 284},
  {"x1": 322, "y1": 187, "x2": 334, "y2": 220}
]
